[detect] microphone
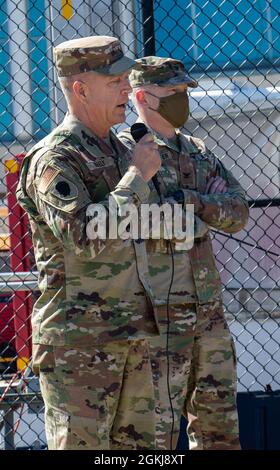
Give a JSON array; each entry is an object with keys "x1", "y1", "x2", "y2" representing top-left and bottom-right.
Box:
[{"x1": 130, "y1": 123, "x2": 162, "y2": 200}]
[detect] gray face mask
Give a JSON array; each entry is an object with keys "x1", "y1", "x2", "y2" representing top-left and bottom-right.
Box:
[{"x1": 147, "y1": 91, "x2": 189, "y2": 128}]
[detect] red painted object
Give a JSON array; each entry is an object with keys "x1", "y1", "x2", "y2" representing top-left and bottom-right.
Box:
[
  {"x1": 0, "y1": 293, "x2": 14, "y2": 346},
  {"x1": 0, "y1": 293, "x2": 17, "y2": 374},
  {"x1": 5, "y1": 155, "x2": 33, "y2": 371}
]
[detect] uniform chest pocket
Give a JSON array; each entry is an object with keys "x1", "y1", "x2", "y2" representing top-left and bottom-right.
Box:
[
  {"x1": 101, "y1": 164, "x2": 121, "y2": 191},
  {"x1": 85, "y1": 161, "x2": 121, "y2": 201},
  {"x1": 193, "y1": 158, "x2": 212, "y2": 193},
  {"x1": 178, "y1": 153, "x2": 196, "y2": 190},
  {"x1": 157, "y1": 165, "x2": 179, "y2": 195}
]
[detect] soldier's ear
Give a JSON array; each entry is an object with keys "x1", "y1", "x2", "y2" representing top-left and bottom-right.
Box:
[
  {"x1": 73, "y1": 80, "x2": 87, "y2": 102},
  {"x1": 135, "y1": 89, "x2": 147, "y2": 105}
]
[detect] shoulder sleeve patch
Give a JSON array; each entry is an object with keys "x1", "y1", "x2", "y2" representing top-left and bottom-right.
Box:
[
  {"x1": 50, "y1": 175, "x2": 79, "y2": 201},
  {"x1": 37, "y1": 165, "x2": 61, "y2": 195},
  {"x1": 36, "y1": 167, "x2": 90, "y2": 214}
]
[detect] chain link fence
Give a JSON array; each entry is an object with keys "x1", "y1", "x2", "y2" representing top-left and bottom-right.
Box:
[{"x1": 0, "y1": 0, "x2": 279, "y2": 449}]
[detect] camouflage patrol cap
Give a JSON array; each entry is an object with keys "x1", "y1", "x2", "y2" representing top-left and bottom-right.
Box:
[
  {"x1": 129, "y1": 56, "x2": 198, "y2": 88},
  {"x1": 54, "y1": 36, "x2": 136, "y2": 77}
]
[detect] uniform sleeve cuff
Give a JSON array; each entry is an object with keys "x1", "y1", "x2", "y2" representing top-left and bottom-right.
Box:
[
  {"x1": 116, "y1": 171, "x2": 150, "y2": 203},
  {"x1": 182, "y1": 189, "x2": 203, "y2": 214}
]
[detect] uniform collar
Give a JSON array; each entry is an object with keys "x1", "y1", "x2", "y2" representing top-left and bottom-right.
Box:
[
  {"x1": 132, "y1": 120, "x2": 201, "y2": 155},
  {"x1": 178, "y1": 131, "x2": 200, "y2": 154},
  {"x1": 153, "y1": 126, "x2": 199, "y2": 155},
  {"x1": 145, "y1": 123, "x2": 181, "y2": 152},
  {"x1": 61, "y1": 113, "x2": 119, "y2": 159}
]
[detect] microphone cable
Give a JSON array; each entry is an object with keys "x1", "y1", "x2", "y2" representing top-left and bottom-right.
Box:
[
  {"x1": 156, "y1": 190, "x2": 176, "y2": 450},
  {"x1": 154, "y1": 191, "x2": 176, "y2": 450},
  {"x1": 130, "y1": 123, "x2": 176, "y2": 450},
  {"x1": 165, "y1": 239, "x2": 176, "y2": 450}
]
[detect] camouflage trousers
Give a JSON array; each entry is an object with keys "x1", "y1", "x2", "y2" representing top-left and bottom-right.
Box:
[
  {"x1": 32, "y1": 339, "x2": 156, "y2": 450},
  {"x1": 148, "y1": 299, "x2": 240, "y2": 450}
]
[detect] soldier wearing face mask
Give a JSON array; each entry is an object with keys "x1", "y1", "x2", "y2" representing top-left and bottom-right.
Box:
[
  {"x1": 118, "y1": 57, "x2": 249, "y2": 450},
  {"x1": 143, "y1": 88, "x2": 190, "y2": 129}
]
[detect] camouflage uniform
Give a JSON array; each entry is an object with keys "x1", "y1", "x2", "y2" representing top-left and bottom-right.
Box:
[
  {"x1": 16, "y1": 38, "x2": 160, "y2": 450},
  {"x1": 118, "y1": 56, "x2": 249, "y2": 450}
]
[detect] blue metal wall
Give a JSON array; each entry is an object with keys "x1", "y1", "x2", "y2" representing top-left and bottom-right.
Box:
[
  {"x1": 0, "y1": 1, "x2": 13, "y2": 140},
  {"x1": 27, "y1": 0, "x2": 51, "y2": 139},
  {"x1": 0, "y1": 0, "x2": 50, "y2": 141},
  {"x1": 154, "y1": 0, "x2": 280, "y2": 73}
]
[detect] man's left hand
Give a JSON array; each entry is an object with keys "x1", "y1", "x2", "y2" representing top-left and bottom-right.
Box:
[{"x1": 205, "y1": 176, "x2": 228, "y2": 194}]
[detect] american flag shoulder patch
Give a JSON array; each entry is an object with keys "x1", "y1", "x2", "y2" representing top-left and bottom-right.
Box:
[{"x1": 37, "y1": 165, "x2": 61, "y2": 194}]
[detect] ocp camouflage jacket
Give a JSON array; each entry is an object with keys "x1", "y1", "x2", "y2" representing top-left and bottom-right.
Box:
[
  {"x1": 118, "y1": 127, "x2": 249, "y2": 305},
  {"x1": 16, "y1": 114, "x2": 160, "y2": 346}
]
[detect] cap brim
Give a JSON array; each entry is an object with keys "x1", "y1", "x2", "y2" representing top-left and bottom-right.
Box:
[
  {"x1": 96, "y1": 55, "x2": 137, "y2": 76},
  {"x1": 159, "y1": 74, "x2": 198, "y2": 88}
]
